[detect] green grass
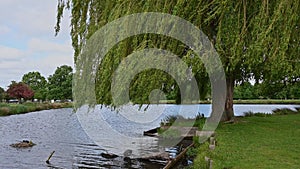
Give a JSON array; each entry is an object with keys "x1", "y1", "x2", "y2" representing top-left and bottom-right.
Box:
[
  {"x1": 0, "y1": 102, "x2": 73, "y2": 116},
  {"x1": 192, "y1": 114, "x2": 300, "y2": 169}
]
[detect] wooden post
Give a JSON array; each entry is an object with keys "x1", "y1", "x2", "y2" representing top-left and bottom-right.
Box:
[
  {"x1": 205, "y1": 156, "x2": 213, "y2": 169},
  {"x1": 209, "y1": 159, "x2": 213, "y2": 169}
]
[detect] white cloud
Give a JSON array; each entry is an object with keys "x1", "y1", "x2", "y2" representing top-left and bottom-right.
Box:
[
  {"x1": 0, "y1": 45, "x2": 24, "y2": 61},
  {"x1": 28, "y1": 38, "x2": 71, "y2": 53},
  {"x1": 0, "y1": 25, "x2": 11, "y2": 35},
  {"x1": 0, "y1": 42, "x2": 73, "y2": 88}
]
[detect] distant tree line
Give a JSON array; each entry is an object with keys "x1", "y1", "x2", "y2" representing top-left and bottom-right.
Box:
[
  {"x1": 0, "y1": 65, "x2": 73, "y2": 103},
  {"x1": 162, "y1": 80, "x2": 300, "y2": 100},
  {"x1": 0, "y1": 64, "x2": 298, "y2": 103},
  {"x1": 234, "y1": 80, "x2": 300, "y2": 100}
]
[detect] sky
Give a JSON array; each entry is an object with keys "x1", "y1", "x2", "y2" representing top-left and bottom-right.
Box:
[{"x1": 0, "y1": 0, "x2": 73, "y2": 89}]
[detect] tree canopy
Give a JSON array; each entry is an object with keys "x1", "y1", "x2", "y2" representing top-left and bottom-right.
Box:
[
  {"x1": 7, "y1": 81, "x2": 34, "y2": 101},
  {"x1": 56, "y1": 0, "x2": 300, "y2": 121},
  {"x1": 0, "y1": 87, "x2": 5, "y2": 102},
  {"x1": 47, "y1": 65, "x2": 73, "y2": 100},
  {"x1": 22, "y1": 71, "x2": 47, "y2": 100}
]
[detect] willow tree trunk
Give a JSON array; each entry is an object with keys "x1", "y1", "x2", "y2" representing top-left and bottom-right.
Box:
[{"x1": 221, "y1": 76, "x2": 235, "y2": 121}]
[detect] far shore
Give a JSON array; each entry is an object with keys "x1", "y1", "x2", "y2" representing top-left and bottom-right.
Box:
[
  {"x1": 0, "y1": 102, "x2": 73, "y2": 116},
  {"x1": 1, "y1": 99, "x2": 299, "y2": 117},
  {"x1": 157, "y1": 99, "x2": 300, "y2": 105}
]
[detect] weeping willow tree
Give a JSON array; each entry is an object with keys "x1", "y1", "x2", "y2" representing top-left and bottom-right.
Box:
[{"x1": 56, "y1": 0, "x2": 299, "y2": 121}]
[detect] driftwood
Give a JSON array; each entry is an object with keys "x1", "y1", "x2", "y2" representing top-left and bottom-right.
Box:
[
  {"x1": 163, "y1": 143, "x2": 195, "y2": 169},
  {"x1": 100, "y1": 153, "x2": 118, "y2": 159},
  {"x1": 143, "y1": 127, "x2": 160, "y2": 137},
  {"x1": 223, "y1": 119, "x2": 235, "y2": 124},
  {"x1": 46, "y1": 151, "x2": 55, "y2": 164}
]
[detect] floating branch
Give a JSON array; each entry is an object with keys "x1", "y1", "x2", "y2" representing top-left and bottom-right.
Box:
[{"x1": 46, "y1": 151, "x2": 55, "y2": 164}]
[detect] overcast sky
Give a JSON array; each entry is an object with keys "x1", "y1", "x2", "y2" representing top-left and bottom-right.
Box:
[{"x1": 0, "y1": 0, "x2": 73, "y2": 89}]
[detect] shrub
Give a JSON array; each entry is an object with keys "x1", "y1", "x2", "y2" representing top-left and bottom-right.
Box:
[
  {"x1": 244, "y1": 111, "x2": 271, "y2": 117},
  {"x1": 0, "y1": 107, "x2": 10, "y2": 116},
  {"x1": 35, "y1": 105, "x2": 44, "y2": 111},
  {"x1": 160, "y1": 115, "x2": 181, "y2": 126},
  {"x1": 15, "y1": 105, "x2": 28, "y2": 114},
  {"x1": 244, "y1": 111, "x2": 254, "y2": 117},
  {"x1": 273, "y1": 108, "x2": 298, "y2": 115}
]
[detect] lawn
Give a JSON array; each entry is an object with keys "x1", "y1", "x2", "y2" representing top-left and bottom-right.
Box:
[{"x1": 192, "y1": 114, "x2": 300, "y2": 168}]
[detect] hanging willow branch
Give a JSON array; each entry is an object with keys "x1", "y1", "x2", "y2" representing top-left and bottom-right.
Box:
[{"x1": 56, "y1": 0, "x2": 300, "y2": 105}]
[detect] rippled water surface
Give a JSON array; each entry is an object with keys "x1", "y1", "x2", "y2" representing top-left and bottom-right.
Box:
[
  {"x1": 0, "y1": 104, "x2": 299, "y2": 168},
  {"x1": 0, "y1": 108, "x2": 163, "y2": 169}
]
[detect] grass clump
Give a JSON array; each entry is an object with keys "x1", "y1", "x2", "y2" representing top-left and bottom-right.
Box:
[
  {"x1": 272, "y1": 108, "x2": 299, "y2": 115},
  {"x1": 185, "y1": 139, "x2": 213, "y2": 169}
]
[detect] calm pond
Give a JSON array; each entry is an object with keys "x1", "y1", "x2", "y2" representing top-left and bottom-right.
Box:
[{"x1": 0, "y1": 104, "x2": 299, "y2": 168}]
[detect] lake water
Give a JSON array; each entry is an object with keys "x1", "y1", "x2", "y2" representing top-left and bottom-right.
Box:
[{"x1": 0, "y1": 104, "x2": 299, "y2": 168}]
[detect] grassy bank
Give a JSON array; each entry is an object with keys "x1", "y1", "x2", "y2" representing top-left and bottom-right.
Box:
[
  {"x1": 233, "y1": 99, "x2": 300, "y2": 104},
  {"x1": 0, "y1": 102, "x2": 73, "y2": 116},
  {"x1": 191, "y1": 112, "x2": 300, "y2": 168}
]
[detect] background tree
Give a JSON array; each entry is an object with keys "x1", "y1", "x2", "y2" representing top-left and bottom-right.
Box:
[
  {"x1": 56, "y1": 0, "x2": 300, "y2": 121},
  {"x1": 6, "y1": 81, "x2": 34, "y2": 102},
  {"x1": 288, "y1": 82, "x2": 300, "y2": 99},
  {"x1": 234, "y1": 82, "x2": 259, "y2": 100},
  {"x1": 259, "y1": 79, "x2": 300, "y2": 99},
  {"x1": 22, "y1": 71, "x2": 47, "y2": 101},
  {"x1": 47, "y1": 65, "x2": 73, "y2": 100},
  {"x1": 0, "y1": 87, "x2": 4, "y2": 102}
]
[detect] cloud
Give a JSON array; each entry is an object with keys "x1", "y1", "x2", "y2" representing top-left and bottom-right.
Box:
[
  {"x1": 0, "y1": 45, "x2": 24, "y2": 61},
  {"x1": 28, "y1": 38, "x2": 74, "y2": 77},
  {"x1": 0, "y1": 46, "x2": 28, "y2": 87},
  {"x1": 0, "y1": 0, "x2": 66, "y2": 37},
  {"x1": 0, "y1": 25, "x2": 11, "y2": 35},
  {"x1": 0, "y1": 42, "x2": 73, "y2": 88},
  {"x1": 0, "y1": 0, "x2": 73, "y2": 89},
  {"x1": 28, "y1": 38, "x2": 71, "y2": 54}
]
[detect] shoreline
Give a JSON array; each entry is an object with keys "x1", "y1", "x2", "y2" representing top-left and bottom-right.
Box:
[
  {"x1": 0, "y1": 102, "x2": 73, "y2": 116},
  {"x1": 2, "y1": 100, "x2": 299, "y2": 117}
]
